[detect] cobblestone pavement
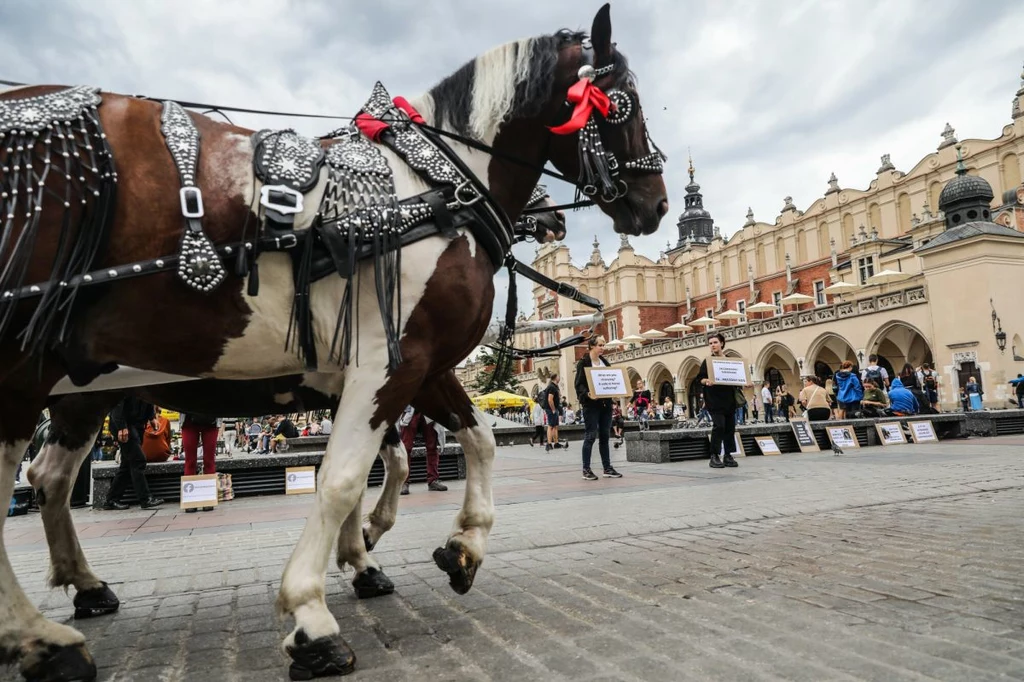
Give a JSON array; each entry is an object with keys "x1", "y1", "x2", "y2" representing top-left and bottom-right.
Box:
[{"x1": 6, "y1": 436, "x2": 1024, "y2": 681}]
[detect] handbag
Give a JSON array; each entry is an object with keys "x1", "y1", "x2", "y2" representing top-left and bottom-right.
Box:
[{"x1": 734, "y1": 387, "x2": 747, "y2": 408}]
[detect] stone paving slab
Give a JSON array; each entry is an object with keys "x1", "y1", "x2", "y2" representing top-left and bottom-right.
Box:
[{"x1": 5, "y1": 436, "x2": 1024, "y2": 680}]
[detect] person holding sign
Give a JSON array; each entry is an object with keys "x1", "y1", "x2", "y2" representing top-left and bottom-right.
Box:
[
  {"x1": 696, "y1": 333, "x2": 751, "y2": 469},
  {"x1": 574, "y1": 335, "x2": 623, "y2": 480}
]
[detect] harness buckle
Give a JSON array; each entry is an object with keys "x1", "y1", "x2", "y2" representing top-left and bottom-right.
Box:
[
  {"x1": 454, "y1": 181, "x2": 482, "y2": 206},
  {"x1": 179, "y1": 187, "x2": 204, "y2": 218},
  {"x1": 260, "y1": 185, "x2": 305, "y2": 215},
  {"x1": 275, "y1": 233, "x2": 299, "y2": 250}
]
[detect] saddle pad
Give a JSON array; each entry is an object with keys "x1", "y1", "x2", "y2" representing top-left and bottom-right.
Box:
[{"x1": 0, "y1": 85, "x2": 101, "y2": 133}]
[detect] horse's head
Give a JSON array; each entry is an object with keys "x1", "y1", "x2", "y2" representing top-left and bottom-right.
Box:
[{"x1": 543, "y1": 5, "x2": 669, "y2": 236}]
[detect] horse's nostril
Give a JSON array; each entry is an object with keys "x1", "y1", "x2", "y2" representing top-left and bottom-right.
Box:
[{"x1": 656, "y1": 199, "x2": 669, "y2": 218}]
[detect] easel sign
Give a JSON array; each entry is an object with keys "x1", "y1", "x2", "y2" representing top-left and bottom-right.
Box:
[
  {"x1": 790, "y1": 418, "x2": 820, "y2": 452},
  {"x1": 584, "y1": 367, "x2": 632, "y2": 399},
  {"x1": 709, "y1": 358, "x2": 748, "y2": 386},
  {"x1": 285, "y1": 466, "x2": 317, "y2": 495},
  {"x1": 908, "y1": 420, "x2": 938, "y2": 443},
  {"x1": 708, "y1": 433, "x2": 744, "y2": 457},
  {"x1": 754, "y1": 436, "x2": 781, "y2": 455},
  {"x1": 180, "y1": 474, "x2": 219, "y2": 510},
  {"x1": 876, "y1": 422, "x2": 907, "y2": 446},
  {"x1": 827, "y1": 425, "x2": 860, "y2": 449}
]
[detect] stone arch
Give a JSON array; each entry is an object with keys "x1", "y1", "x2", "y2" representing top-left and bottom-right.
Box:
[
  {"x1": 817, "y1": 222, "x2": 830, "y2": 261},
  {"x1": 756, "y1": 342, "x2": 799, "y2": 390},
  {"x1": 625, "y1": 366, "x2": 642, "y2": 390},
  {"x1": 648, "y1": 362, "x2": 674, "y2": 406},
  {"x1": 866, "y1": 321, "x2": 934, "y2": 377},
  {"x1": 842, "y1": 213, "x2": 855, "y2": 249},
  {"x1": 1001, "y1": 152, "x2": 1022, "y2": 196},
  {"x1": 516, "y1": 386, "x2": 529, "y2": 397},
  {"x1": 677, "y1": 356, "x2": 703, "y2": 418},
  {"x1": 805, "y1": 331, "x2": 858, "y2": 377},
  {"x1": 897, "y1": 192, "x2": 912, "y2": 234}
]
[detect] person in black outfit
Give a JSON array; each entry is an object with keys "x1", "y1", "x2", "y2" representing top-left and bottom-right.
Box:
[
  {"x1": 104, "y1": 397, "x2": 164, "y2": 510},
  {"x1": 696, "y1": 332, "x2": 750, "y2": 469},
  {"x1": 574, "y1": 335, "x2": 622, "y2": 480}
]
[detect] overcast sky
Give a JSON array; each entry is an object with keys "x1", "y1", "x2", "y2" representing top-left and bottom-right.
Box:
[{"x1": 3, "y1": 0, "x2": 1023, "y2": 326}]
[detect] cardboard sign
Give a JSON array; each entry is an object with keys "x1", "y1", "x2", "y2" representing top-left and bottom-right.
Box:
[
  {"x1": 754, "y1": 436, "x2": 781, "y2": 455},
  {"x1": 876, "y1": 422, "x2": 907, "y2": 445},
  {"x1": 827, "y1": 425, "x2": 860, "y2": 449},
  {"x1": 710, "y1": 358, "x2": 748, "y2": 386},
  {"x1": 708, "y1": 433, "x2": 744, "y2": 457},
  {"x1": 584, "y1": 367, "x2": 631, "y2": 398},
  {"x1": 285, "y1": 466, "x2": 317, "y2": 495},
  {"x1": 790, "y1": 418, "x2": 820, "y2": 452},
  {"x1": 180, "y1": 474, "x2": 219, "y2": 510},
  {"x1": 907, "y1": 420, "x2": 938, "y2": 443}
]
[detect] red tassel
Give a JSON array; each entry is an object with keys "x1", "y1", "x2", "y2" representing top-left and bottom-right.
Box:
[
  {"x1": 548, "y1": 80, "x2": 612, "y2": 136},
  {"x1": 355, "y1": 112, "x2": 390, "y2": 142},
  {"x1": 392, "y1": 96, "x2": 425, "y2": 124}
]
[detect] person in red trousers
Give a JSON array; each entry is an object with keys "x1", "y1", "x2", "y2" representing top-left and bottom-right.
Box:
[
  {"x1": 398, "y1": 406, "x2": 447, "y2": 495},
  {"x1": 181, "y1": 413, "x2": 219, "y2": 512}
]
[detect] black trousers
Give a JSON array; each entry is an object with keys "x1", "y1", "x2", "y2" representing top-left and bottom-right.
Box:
[
  {"x1": 582, "y1": 401, "x2": 612, "y2": 471},
  {"x1": 107, "y1": 426, "x2": 153, "y2": 503},
  {"x1": 710, "y1": 409, "x2": 737, "y2": 456}
]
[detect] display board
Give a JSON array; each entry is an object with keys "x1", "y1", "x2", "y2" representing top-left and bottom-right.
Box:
[
  {"x1": 907, "y1": 420, "x2": 938, "y2": 443},
  {"x1": 875, "y1": 422, "x2": 907, "y2": 445},
  {"x1": 826, "y1": 425, "x2": 860, "y2": 449},
  {"x1": 285, "y1": 466, "x2": 317, "y2": 495},
  {"x1": 584, "y1": 367, "x2": 632, "y2": 398},
  {"x1": 754, "y1": 436, "x2": 781, "y2": 455},
  {"x1": 179, "y1": 474, "x2": 219, "y2": 510},
  {"x1": 790, "y1": 418, "x2": 820, "y2": 452},
  {"x1": 709, "y1": 358, "x2": 748, "y2": 386}
]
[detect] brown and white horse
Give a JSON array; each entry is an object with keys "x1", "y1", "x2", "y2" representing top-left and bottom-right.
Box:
[{"x1": 0, "y1": 5, "x2": 666, "y2": 680}]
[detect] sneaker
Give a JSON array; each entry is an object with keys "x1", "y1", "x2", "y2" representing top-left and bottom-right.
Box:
[
  {"x1": 545, "y1": 444, "x2": 552, "y2": 452},
  {"x1": 723, "y1": 454, "x2": 738, "y2": 468},
  {"x1": 709, "y1": 454, "x2": 725, "y2": 469},
  {"x1": 603, "y1": 468, "x2": 623, "y2": 478},
  {"x1": 400, "y1": 482, "x2": 410, "y2": 496},
  {"x1": 428, "y1": 481, "x2": 448, "y2": 492},
  {"x1": 582, "y1": 469, "x2": 598, "y2": 481}
]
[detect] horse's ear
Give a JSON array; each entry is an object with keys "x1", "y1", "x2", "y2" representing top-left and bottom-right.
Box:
[{"x1": 591, "y1": 3, "x2": 613, "y2": 58}]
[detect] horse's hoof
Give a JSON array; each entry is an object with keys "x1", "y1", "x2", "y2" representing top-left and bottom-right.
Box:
[
  {"x1": 362, "y1": 527, "x2": 375, "y2": 552},
  {"x1": 286, "y1": 630, "x2": 356, "y2": 679},
  {"x1": 432, "y1": 541, "x2": 480, "y2": 595},
  {"x1": 73, "y1": 582, "x2": 120, "y2": 619},
  {"x1": 352, "y1": 567, "x2": 394, "y2": 600},
  {"x1": 22, "y1": 643, "x2": 96, "y2": 682}
]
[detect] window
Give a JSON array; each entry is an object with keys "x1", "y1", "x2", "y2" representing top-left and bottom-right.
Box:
[
  {"x1": 773, "y1": 291, "x2": 783, "y2": 315},
  {"x1": 542, "y1": 312, "x2": 556, "y2": 346},
  {"x1": 736, "y1": 299, "x2": 746, "y2": 321},
  {"x1": 705, "y1": 308, "x2": 713, "y2": 320},
  {"x1": 607, "y1": 318, "x2": 618, "y2": 341},
  {"x1": 857, "y1": 256, "x2": 875, "y2": 285},
  {"x1": 813, "y1": 280, "x2": 826, "y2": 306}
]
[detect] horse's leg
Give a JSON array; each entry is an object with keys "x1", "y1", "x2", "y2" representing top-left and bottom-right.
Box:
[
  {"x1": 418, "y1": 372, "x2": 495, "y2": 595},
  {"x1": 27, "y1": 393, "x2": 121, "y2": 620},
  {"x1": 333, "y1": 427, "x2": 406, "y2": 600},
  {"x1": 278, "y1": 366, "x2": 418, "y2": 679},
  {"x1": 0, "y1": 392, "x2": 95, "y2": 681}
]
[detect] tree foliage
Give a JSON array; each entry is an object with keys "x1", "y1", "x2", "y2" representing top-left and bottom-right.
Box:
[{"x1": 472, "y1": 348, "x2": 520, "y2": 393}]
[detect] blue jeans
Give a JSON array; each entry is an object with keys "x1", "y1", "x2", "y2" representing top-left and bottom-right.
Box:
[
  {"x1": 582, "y1": 401, "x2": 612, "y2": 472},
  {"x1": 734, "y1": 407, "x2": 745, "y2": 425},
  {"x1": 763, "y1": 404, "x2": 774, "y2": 423}
]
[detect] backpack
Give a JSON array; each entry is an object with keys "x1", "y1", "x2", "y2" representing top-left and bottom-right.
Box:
[
  {"x1": 536, "y1": 387, "x2": 548, "y2": 409},
  {"x1": 923, "y1": 371, "x2": 937, "y2": 390},
  {"x1": 864, "y1": 366, "x2": 883, "y2": 386}
]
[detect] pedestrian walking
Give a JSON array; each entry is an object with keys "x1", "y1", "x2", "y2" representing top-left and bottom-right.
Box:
[
  {"x1": 529, "y1": 400, "x2": 545, "y2": 446},
  {"x1": 574, "y1": 335, "x2": 622, "y2": 480},
  {"x1": 399, "y1": 405, "x2": 448, "y2": 494},
  {"x1": 103, "y1": 398, "x2": 164, "y2": 510},
  {"x1": 542, "y1": 374, "x2": 562, "y2": 451}
]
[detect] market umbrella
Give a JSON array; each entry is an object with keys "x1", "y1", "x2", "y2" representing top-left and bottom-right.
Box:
[
  {"x1": 664, "y1": 322, "x2": 693, "y2": 333},
  {"x1": 823, "y1": 281, "x2": 859, "y2": 294},
  {"x1": 715, "y1": 310, "x2": 745, "y2": 323},
  {"x1": 471, "y1": 390, "x2": 532, "y2": 410},
  {"x1": 619, "y1": 334, "x2": 645, "y2": 345},
  {"x1": 641, "y1": 329, "x2": 668, "y2": 339},
  {"x1": 688, "y1": 316, "x2": 717, "y2": 327},
  {"x1": 867, "y1": 269, "x2": 911, "y2": 284},
  {"x1": 603, "y1": 339, "x2": 625, "y2": 349},
  {"x1": 746, "y1": 301, "x2": 777, "y2": 315},
  {"x1": 780, "y1": 292, "x2": 814, "y2": 305}
]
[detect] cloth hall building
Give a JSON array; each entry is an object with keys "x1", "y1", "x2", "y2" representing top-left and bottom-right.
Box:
[{"x1": 513, "y1": 65, "x2": 1024, "y2": 414}]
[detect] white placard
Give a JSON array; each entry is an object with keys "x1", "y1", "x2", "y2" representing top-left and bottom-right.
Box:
[
  {"x1": 755, "y1": 436, "x2": 781, "y2": 455},
  {"x1": 827, "y1": 427, "x2": 858, "y2": 449},
  {"x1": 180, "y1": 475, "x2": 219, "y2": 509},
  {"x1": 908, "y1": 420, "x2": 938, "y2": 443},
  {"x1": 285, "y1": 466, "x2": 317, "y2": 495},
  {"x1": 710, "y1": 358, "x2": 748, "y2": 386},
  {"x1": 876, "y1": 423, "x2": 907, "y2": 445},
  {"x1": 585, "y1": 367, "x2": 631, "y2": 398}
]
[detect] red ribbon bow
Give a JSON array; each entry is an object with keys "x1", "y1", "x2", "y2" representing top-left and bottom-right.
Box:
[
  {"x1": 548, "y1": 79, "x2": 612, "y2": 135},
  {"x1": 354, "y1": 96, "x2": 427, "y2": 141}
]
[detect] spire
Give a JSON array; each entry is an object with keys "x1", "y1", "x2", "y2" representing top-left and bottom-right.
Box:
[
  {"x1": 954, "y1": 144, "x2": 967, "y2": 176},
  {"x1": 674, "y1": 152, "x2": 714, "y2": 246},
  {"x1": 1013, "y1": 61, "x2": 1024, "y2": 120},
  {"x1": 687, "y1": 148, "x2": 695, "y2": 183},
  {"x1": 589, "y1": 235, "x2": 603, "y2": 266}
]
